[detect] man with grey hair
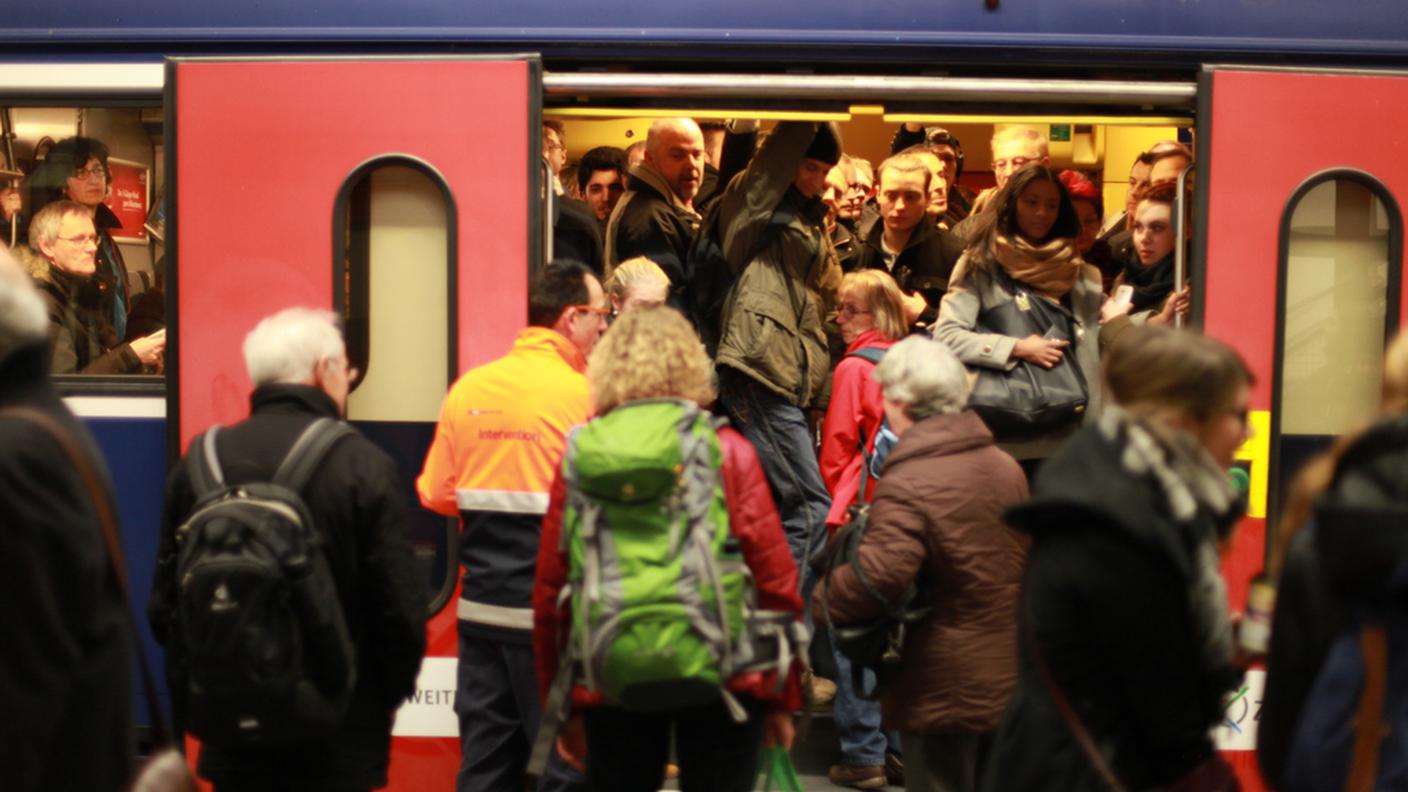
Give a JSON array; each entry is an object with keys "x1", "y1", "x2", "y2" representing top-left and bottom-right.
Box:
[
  {"x1": 0, "y1": 244, "x2": 136, "y2": 790},
  {"x1": 822, "y1": 335, "x2": 1028, "y2": 792},
  {"x1": 603, "y1": 117, "x2": 706, "y2": 304},
  {"x1": 150, "y1": 306, "x2": 426, "y2": 791},
  {"x1": 950, "y1": 126, "x2": 1052, "y2": 243},
  {"x1": 25, "y1": 199, "x2": 164, "y2": 374}
]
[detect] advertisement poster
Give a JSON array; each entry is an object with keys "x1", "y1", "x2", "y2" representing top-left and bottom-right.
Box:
[{"x1": 104, "y1": 157, "x2": 149, "y2": 242}]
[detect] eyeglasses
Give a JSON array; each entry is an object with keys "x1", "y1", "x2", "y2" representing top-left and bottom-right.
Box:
[
  {"x1": 71, "y1": 164, "x2": 106, "y2": 181},
  {"x1": 57, "y1": 234, "x2": 99, "y2": 246},
  {"x1": 992, "y1": 157, "x2": 1036, "y2": 172},
  {"x1": 571, "y1": 304, "x2": 611, "y2": 319},
  {"x1": 545, "y1": 143, "x2": 566, "y2": 154},
  {"x1": 836, "y1": 304, "x2": 872, "y2": 319}
]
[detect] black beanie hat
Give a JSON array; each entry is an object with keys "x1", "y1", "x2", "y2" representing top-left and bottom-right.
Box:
[{"x1": 804, "y1": 122, "x2": 843, "y2": 166}]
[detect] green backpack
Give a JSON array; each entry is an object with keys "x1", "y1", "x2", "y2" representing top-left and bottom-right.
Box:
[{"x1": 559, "y1": 398, "x2": 802, "y2": 717}]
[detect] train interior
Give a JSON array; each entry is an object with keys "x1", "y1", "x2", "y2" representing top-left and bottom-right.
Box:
[
  {"x1": 6, "y1": 68, "x2": 1401, "y2": 789},
  {"x1": 12, "y1": 91, "x2": 1390, "y2": 539}
]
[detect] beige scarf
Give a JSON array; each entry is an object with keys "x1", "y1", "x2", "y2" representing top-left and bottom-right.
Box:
[{"x1": 992, "y1": 234, "x2": 1080, "y2": 299}]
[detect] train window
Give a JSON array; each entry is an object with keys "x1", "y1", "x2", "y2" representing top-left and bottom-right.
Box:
[
  {"x1": 1273, "y1": 171, "x2": 1403, "y2": 510},
  {"x1": 2, "y1": 105, "x2": 165, "y2": 387},
  {"x1": 336, "y1": 157, "x2": 459, "y2": 617}
]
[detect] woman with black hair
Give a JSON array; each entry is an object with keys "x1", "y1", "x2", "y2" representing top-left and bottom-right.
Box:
[{"x1": 933, "y1": 163, "x2": 1103, "y2": 476}]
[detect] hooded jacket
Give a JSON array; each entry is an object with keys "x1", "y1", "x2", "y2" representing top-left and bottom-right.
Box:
[
  {"x1": 604, "y1": 162, "x2": 702, "y2": 309},
  {"x1": 715, "y1": 121, "x2": 843, "y2": 408},
  {"x1": 20, "y1": 245, "x2": 142, "y2": 375},
  {"x1": 820, "y1": 410, "x2": 1029, "y2": 734},
  {"x1": 1258, "y1": 416, "x2": 1408, "y2": 789},
  {"x1": 981, "y1": 415, "x2": 1242, "y2": 792}
]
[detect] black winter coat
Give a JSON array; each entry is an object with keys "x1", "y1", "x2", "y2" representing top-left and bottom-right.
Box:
[
  {"x1": 982, "y1": 423, "x2": 1241, "y2": 792},
  {"x1": 853, "y1": 216, "x2": 963, "y2": 330},
  {"x1": 1258, "y1": 416, "x2": 1408, "y2": 789},
  {"x1": 604, "y1": 164, "x2": 701, "y2": 311},
  {"x1": 0, "y1": 341, "x2": 133, "y2": 791},
  {"x1": 149, "y1": 384, "x2": 427, "y2": 790}
]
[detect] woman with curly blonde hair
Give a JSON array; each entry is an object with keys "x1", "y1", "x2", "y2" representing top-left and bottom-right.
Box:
[
  {"x1": 587, "y1": 303, "x2": 714, "y2": 413},
  {"x1": 533, "y1": 306, "x2": 805, "y2": 792}
]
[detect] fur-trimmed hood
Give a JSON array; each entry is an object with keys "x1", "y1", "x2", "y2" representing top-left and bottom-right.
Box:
[{"x1": 11, "y1": 244, "x2": 51, "y2": 283}]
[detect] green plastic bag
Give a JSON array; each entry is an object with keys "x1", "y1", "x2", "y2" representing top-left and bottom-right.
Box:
[{"x1": 757, "y1": 744, "x2": 804, "y2": 792}]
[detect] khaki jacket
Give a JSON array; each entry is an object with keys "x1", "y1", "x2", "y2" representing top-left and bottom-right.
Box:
[{"x1": 715, "y1": 121, "x2": 841, "y2": 407}]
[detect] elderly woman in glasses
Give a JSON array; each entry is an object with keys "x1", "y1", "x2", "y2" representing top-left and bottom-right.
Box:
[
  {"x1": 820, "y1": 335, "x2": 1028, "y2": 792},
  {"x1": 815, "y1": 269, "x2": 910, "y2": 787}
]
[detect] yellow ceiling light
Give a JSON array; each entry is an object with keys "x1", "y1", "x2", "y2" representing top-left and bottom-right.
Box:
[
  {"x1": 885, "y1": 113, "x2": 1192, "y2": 127},
  {"x1": 546, "y1": 107, "x2": 853, "y2": 121}
]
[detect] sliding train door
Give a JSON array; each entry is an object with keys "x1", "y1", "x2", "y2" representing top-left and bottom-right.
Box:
[
  {"x1": 169, "y1": 56, "x2": 541, "y2": 788},
  {"x1": 1198, "y1": 65, "x2": 1408, "y2": 790}
]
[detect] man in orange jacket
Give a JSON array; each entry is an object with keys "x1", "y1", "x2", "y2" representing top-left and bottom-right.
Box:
[{"x1": 418, "y1": 260, "x2": 606, "y2": 792}]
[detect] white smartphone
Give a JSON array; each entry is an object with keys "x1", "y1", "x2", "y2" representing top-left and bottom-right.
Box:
[{"x1": 1111, "y1": 283, "x2": 1134, "y2": 309}]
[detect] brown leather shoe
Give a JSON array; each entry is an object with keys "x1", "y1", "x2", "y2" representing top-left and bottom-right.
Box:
[{"x1": 827, "y1": 762, "x2": 888, "y2": 789}]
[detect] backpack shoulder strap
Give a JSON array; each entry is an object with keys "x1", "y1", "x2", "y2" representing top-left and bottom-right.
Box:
[
  {"x1": 844, "y1": 347, "x2": 887, "y2": 366},
  {"x1": 272, "y1": 418, "x2": 355, "y2": 494},
  {"x1": 187, "y1": 426, "x2": 226, "y2": 500}
]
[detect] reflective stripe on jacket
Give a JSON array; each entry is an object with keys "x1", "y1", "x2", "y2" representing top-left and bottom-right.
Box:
[{"x1": 417, "y1": 327, "x2": 590, "y2": 634}]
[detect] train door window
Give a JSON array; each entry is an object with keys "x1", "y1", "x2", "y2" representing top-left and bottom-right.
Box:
[
  {"x1": 1273, "y1": 172, "x2": 1402, "y2": 510},
  {"x1": 337, "y1": 157, "x2": 458, "y2": 616},
  {"x1": 3, "y1": 105, "x2": 165, "y2": 386}
]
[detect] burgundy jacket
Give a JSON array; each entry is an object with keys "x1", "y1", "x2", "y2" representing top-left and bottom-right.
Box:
[
  {"x1": 820, "y1": 410, "x2": 1029, "y2": 734},
  {"x1": 534, "y1": 424, "x2": 803, "y2": 711}
]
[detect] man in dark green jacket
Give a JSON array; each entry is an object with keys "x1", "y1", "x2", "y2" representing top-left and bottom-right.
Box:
[{"x1": 715, "y1": 120, "x2": 843, "y2": 573}]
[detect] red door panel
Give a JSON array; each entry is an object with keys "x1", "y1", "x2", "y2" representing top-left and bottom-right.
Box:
[
  {"x1": 1202, "y1": 66, "x2": 1408, "y2": 792},
  {"x1": 174, "y1": 57, "x2": 535, "y2": 449},
  {"x1": 172, "y1": 56, "x2": 539, "y2": 789}
]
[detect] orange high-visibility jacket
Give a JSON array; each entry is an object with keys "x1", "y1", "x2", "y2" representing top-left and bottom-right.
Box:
[{"x1": 417, "y1": 327, "x2": 590, "y2": 639}]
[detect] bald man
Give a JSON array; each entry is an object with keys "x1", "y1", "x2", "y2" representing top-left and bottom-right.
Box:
[{"x1": 603, "y1": 118, "x2": 706, "y2": 309}]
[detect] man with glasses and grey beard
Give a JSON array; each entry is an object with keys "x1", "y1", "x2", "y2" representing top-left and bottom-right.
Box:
[{"x1": 21, "y1": 200, "x2": 164, "y2": 374}]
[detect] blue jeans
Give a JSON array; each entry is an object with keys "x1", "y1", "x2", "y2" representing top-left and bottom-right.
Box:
[
  {"x1": 831, "y1": 640, "x2": 902, "y2": 766},
  {"x1": 718, "y1": 369, "x2": 831, "y2": 581}
]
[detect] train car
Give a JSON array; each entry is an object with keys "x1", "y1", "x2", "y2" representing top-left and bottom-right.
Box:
[{"x1": 5, "y1": 2, "x2": 1408, "y2": 789}]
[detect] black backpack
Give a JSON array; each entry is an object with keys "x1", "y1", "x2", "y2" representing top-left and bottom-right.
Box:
[{"x1": 175, "y1": 417, "x2": 357, "y2": 746}]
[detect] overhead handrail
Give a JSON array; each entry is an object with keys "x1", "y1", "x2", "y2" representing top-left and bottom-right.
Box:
[
  {"x1": 0, "y1": 62, "x2": 1198, "y2": 109},
  {"x1": 543, "y1": 72, "x2": 1197, "y2": 107}
]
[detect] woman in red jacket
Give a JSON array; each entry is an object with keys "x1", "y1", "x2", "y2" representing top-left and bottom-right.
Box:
[
  {"x1": 821, "y1": 269, "x2": 909, "y2": 530},
  {"x1": 818, "y1": 268, "x2": 908, "y2": 789},
  {"x1": 533, "y1": 306, "x2": 803, "y2": 792}
]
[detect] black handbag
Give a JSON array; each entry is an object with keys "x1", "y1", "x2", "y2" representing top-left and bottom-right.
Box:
[{"x1": 966, "y1": 273, "x2": 1089, "y2": 440}]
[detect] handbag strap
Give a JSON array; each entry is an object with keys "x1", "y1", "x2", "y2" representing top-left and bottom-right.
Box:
[
  {"x1": 1021, "y1": 587, "x2": 1128, "y2": 792},
  {"x1": 0, "y1": 405, "x2": 175, "y2": 746}
]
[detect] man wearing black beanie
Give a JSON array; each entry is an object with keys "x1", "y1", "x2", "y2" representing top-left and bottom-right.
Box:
[{"x1": 714, "y1": 120, "x2": 844, "y2": 581}]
